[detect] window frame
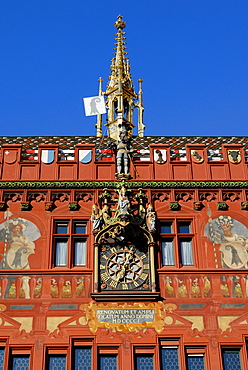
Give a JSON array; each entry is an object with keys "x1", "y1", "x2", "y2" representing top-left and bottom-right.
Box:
[
  {"x1": 185, "y1": 346, "x2": 207, "y2": 370},
  {"x1": 98, "y1": 346, "x2": 119, "y2": 370},
  {"x1": 160, "y1": 218, "x2": 195, "y2": 269},
  {"x1": 9, "y1": 348, "x2": 32, "y2": 370},
  {"x1": 221, "y1": 346, "x2": 243, "y2": 370},
  {"x1": 51, "y1": 219, "x2": 89, "y2": 269},
  {"x1": 134, "y1": 347, "x2": 156, "y2": 370}
]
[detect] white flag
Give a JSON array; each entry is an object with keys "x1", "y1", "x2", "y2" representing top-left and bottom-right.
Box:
[{"x1": 83, "y1": 96, "x2": 106, "y2": 116}]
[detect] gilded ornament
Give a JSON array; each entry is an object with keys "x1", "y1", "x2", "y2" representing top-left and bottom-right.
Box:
[{"x1": 79, "y1": 301, "x2": 166, "y2": 334}]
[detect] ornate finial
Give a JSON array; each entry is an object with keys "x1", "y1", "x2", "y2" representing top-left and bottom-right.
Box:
[
  {"x1": 114, "y1": 15, "x2": 126, "y2": 30},
  {"x1": 103, "y1": 16, "x2": 145, "y2": 141}
]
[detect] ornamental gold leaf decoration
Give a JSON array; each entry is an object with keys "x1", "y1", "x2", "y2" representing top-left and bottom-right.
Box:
[{"x1": 79, "y1": 301, "x2": 176, "y2": 334}]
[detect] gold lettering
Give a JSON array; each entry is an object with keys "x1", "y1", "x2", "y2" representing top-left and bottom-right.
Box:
[
  {"x1": 101, "y1": 255, "x2": 108, "y2": 260},
  {"x1": 133, "y1": 281, "x2": 139, "y2": 287},
  {"x1": 140, "y1": 254, "x2": 146, "y2": 260},
  {"x1": 122, "y1": 283, "x2": 128, "y2": 290},
  {"x1": 110, "y1": 247, "x2": 117, "y2": 253},
  {"x1": 100, "y1": 264, "x2": 105, "y2": 270},
  {"x1": 143, "y1": 264, "x2": 149, "y2": 269}
]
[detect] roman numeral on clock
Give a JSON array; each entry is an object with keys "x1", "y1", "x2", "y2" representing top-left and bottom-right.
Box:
[
  {"x1": 109, "y1": 280, "x2": 118, "y2": 288},
  {"x1": 140, "y1": 273, "x2": 148, "y2": 281},
  {"x1": 101, "y1": 272, "x2": 109, "y2": 282}
]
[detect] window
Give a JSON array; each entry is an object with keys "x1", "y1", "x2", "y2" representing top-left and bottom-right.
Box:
[
  {"x1": 74, "y1": 347, "x2": 92, "y2": 369},
  {"x1": 222, "y1": 349, "x2": 242, "y2": 370},
  {"x1": 0, "y1": 348, "x2": 4, "y2": 370},
  {"x1": 99, "y1": 354, "x2": 117, "y2": 370},
  {"x1": 161, "y1": 346, "x2": 179, "y2": 370},
  {"x1": 134, "y1": 347, "x2": 155, "y2": 370},
  {"x1": 186, "y1": 353, "x2": 205, "y2": 370},
  {"x1": 135, "y1": 354, "x2": 154, "y2": 370},
  {"x1": 161, "y1": 220, "x2": 194, "y2": 267},
  {"x1": 48, "y1": 355, "x2": 66, "y2": 370},
  {"x1": 98, "y1": 347, "x2": 118, "y2": 370},
  {"x1": 53, "y1": 220, "x2": 88, "y2": 267}
]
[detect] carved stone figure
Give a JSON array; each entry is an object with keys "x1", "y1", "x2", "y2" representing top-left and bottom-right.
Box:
[
  {"x1": 146, "y1": 204, "x2": 156, "y2": 232},
  {"x1": 91, "y1": 204, "x2": 102, "y2": 232},
  {"x1": 117, "y1": 186, "x2": 130, "y2": 215},
  {"x1": 116, "y1": 126, "x2": 133, "y2": 176}
]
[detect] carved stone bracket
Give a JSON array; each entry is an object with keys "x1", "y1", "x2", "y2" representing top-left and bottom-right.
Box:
[
  {"x1": 152, "y1": 192, "x2": 170, "y2": 202},
  {"x1": 175, "y1": 192, "x2": 193, "y2": 202},
  {"x1": 3, "y1": 192, "x2": 23, "y2": 203},
  {"x1": 222, "y1": 191, "x2": 240, "y2": 202},
  {"x1": 51, "y1": 192, "x2": 70, "y2": 202},
  {"x1": 75, "y1": 192, "x2": 93, "y2": 202},
  {"x1": 199, "y1": 192, "x2": 217, "y2": 202},
  {"x1": 27, "y1": 192, "x2": 46, "y2": 203}
]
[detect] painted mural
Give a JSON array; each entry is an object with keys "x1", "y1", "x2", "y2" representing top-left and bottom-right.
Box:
[
  {"x1": 0, "y1": 213, "x2": 41, "y2": 269},
  {"x1": 205, "y1": 215, "x2": 248, "y2": 268}
]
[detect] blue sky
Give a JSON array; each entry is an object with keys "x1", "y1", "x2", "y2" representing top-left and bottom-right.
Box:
[{"x1": 0, "y1": 1, "x2": 247, "y2": 137}]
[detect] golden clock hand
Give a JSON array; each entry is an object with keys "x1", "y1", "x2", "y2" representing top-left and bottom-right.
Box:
[{"x1": 115, "y1": 252, "x2": 132, "y2": 283}]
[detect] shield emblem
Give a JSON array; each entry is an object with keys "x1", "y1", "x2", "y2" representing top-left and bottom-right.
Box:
[
  {"x1": 4, "y1": 150, "x2": 17, "y2": 164},
  {"x1": 219, "y1": 242, "x2": 248, "y2": 268},
  {"x1": 41, "y1": 149, "x2": 54, "y2": 164},
  {"x1": 228, "y1": 150, "x2": 241, "y2": 164},
  {"x1": 6, "y1": 242, "x2": 35, "y2": 269},
  {"x1": 191, "y1": 150, "x2": 204, "y2": 163},
  {"x1": 79, "y1": 150, "x2": 92, "y2": 164},
  {"x1": 154, "y1": 149, "x2": 166, "y2": 164}
]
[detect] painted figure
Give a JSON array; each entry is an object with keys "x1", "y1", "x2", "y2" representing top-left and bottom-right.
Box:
[
  {"x1": 0, "y1": 217, "x2": 40, "y2": 270},
  {"x1": 205, "y1": 215, "x2": 248, "y2": 268}
]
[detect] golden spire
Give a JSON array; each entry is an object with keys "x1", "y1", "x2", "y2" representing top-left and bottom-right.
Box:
[
  {"x1": 96, "y1": 15, "x2": 145, "y2": 141},
  {"x1": 102, "y1": 15, "x2": 145, "y2": 140},
  {"x1": 107, "y1": 15, "x2": 133, "y2": 91}
]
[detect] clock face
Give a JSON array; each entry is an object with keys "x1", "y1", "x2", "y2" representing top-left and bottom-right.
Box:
[{"x1": 100, "y1": 245, "x2": 149, "y2": 290}]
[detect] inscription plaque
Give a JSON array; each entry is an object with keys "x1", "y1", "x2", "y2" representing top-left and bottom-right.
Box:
[{"x1": 96, "y1": 308, "x2": 155, "y2": 325}]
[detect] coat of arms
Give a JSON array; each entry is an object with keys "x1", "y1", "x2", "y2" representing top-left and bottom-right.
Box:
[{"x1": 228, "y1": 150, "x2": 241, "y2": 164}]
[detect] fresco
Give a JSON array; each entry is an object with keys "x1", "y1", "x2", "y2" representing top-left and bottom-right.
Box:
[
  {"x1": 0, "y1": 215, "x2": 41, "y2": 270},
  {"x1": 205, "y1": 215, "x2": 248, "y2": 268}
]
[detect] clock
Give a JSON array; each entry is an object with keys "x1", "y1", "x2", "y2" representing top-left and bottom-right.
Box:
[{"x1": 100, "y1": 245, "x2": 149, "y2": 291}]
